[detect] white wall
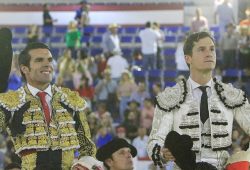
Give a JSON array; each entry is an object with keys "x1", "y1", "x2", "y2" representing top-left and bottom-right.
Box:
[{"x1": 0, "y1": 10, "x2": 184, "y2": 25}]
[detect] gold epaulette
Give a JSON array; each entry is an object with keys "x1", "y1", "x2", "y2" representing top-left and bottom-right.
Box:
[
  {"x1": 55, "y1": 86, "x2": 86, "y2": 112},
  {"x1": 0, "y1": 88, "x2": 26, "y2": 112}
]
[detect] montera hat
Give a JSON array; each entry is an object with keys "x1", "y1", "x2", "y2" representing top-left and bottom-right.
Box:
[
  {"x1": 96, "y1": 138, "x2": 137, "y2": 162},
  {"x1": 164, "y1": 131, "x2": 196, "y2": 170}
]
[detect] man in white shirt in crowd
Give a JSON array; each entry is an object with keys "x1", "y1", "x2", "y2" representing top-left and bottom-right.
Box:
[
  {"x1": 175, "y1": 36, "x2": 189, "y2": 79},
  {"x1": 107, "y1": 50, "x2": 129, "y2": 84},
  {"x1": 132, "y1": 127, "x2": 149, "y2": 159},
  {"x1": 191, "y1": 8, "x2": 209, "y2": 32},
  {"x1": 139, "y1": 21, "x2": 161, "y2": 70},
  {"x1": 214, "y1": 0, "x2": 235, "y2": 36}
]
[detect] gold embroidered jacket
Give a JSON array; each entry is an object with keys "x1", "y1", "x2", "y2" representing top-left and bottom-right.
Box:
[{"x1": 0, "y1": 85, "x2": 96, "y2": 161}]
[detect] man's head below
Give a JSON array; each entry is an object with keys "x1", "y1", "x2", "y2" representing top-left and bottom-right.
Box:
[{"x1": 96, "y1": 138, "x2": 137, "y2": 170}]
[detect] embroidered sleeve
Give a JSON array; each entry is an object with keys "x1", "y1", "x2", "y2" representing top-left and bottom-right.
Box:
[
  {"x1": 0, "y1": 110, "x2": 6, "y2": 132},
  {"x1": 234, "y1": 102, "x2": 250, "y2": 136},
  {"x1": 75, "y1": 110, "x2": 96, "y2": 158},
  {"x1": 147, "y1": 106, "x2": 174, "y2": 160},
  {"x1": 0, "y1": 89, "x2": 25, "y2": 133}
]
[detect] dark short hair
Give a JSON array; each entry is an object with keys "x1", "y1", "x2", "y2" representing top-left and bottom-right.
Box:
[
  {"x1": 18, "y1": 42, "x2": 51, "y2": 80},
  {"x1": 145, "y1": 21, "x2": 151, "y2": 28},
  {"x1": 183, "y1": 31, "x2": 215, "y2": 56}
]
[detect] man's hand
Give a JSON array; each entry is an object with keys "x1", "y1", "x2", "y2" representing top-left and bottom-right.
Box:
[{"x1": 161, "y1": 148, "x2": 175, "y2": 161}]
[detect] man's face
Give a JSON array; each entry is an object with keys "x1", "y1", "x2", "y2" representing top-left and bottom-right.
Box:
[
  {"x1": 21, "y1": 48, "x2": 54, "y2": 89},
  {"x1": 107, "y1": 147, "x2": 134, "y2": 170},
  {"x1": 185, "y1": 37, "x2": 216, "y2": 74},
  {"x1": 110, "y1": 27, "x2": 118, "y2": 34}
]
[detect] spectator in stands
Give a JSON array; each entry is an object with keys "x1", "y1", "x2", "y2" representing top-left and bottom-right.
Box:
[
  {"x1": 77, "y1": 75, "x2": 95, "y2": 107},
  {"x1": 27, "y1": 25, "x2": 39, "y2": 44},
  {"x1": 87, "y1": 57, "x2": 98, "y2": 80},
  {"x1": 87, "y1": 112, "x2": 99, "y2": 142},
  {"x1": 147, "y1": 31, "x2": 250, "y2": 169},
  {"x1": 214, "y1": 0, "x2": 235, "y2": 36},
  {"x1": 117, "y1": 70, "x2": 137, "y2": 122},
  {"x1": 139, "y1": 21, "x2": 161, "y2": 70},
  {"x1": 93, "y1": 102, "x2": 114, "y2": 134},
  {"x1": 239, "y1": 7, "x2": 250, "y2": 27},
  {"x1": 96, "y1": 125, "x2": 113, "y2": 149},
  {"x1": 191, "y1": 8, "x2": 209, "y2": 32},
  {"x1": 115, "y1": 125, "x2": 131, "y2": 144},
  {"x1": 102, "y1": 23, "x2": 121, "y2": 58},
  {"x1": 77, "y1": 50, "x2": 98, "y2": 82},
  {"x1": 220, "y1": 23, "x2": 239, "y2": 69},
  {"x1": 130, "y1": 81, "x2": 150, "y2": 109},
  {"x1": 122, "y1": 111, "x2": 139, "y2": 141},
  {"x1": 123, "y1": 100, "x2": 141, "y2": 125},
  {"x1": 43, "y1": 4, "x2": 56, "y2": 27},
  {"x1": 42, "y1": 4, "x2": 57, "y2": 47},
  {"x1": 56, "y1": 49, "x2": 75, "y2": 89},
  {"x1": 96, "y1": 54, "x2": 107, "y2": 78},
  {"x1": 131, "y1": 49, "x2": 143, "y2": 70},
  {"x1": 140, "y1": 98, "x2": 154, "y2": 134},
  {"x1": 75, "y1": 49, "x2": 94, "y2": 86},
  {"x1": 79, "y1": 4, "x2": 90, "y2": 28},
  {"x1": 107, "y1": 50, "x2": 129, "y2": 84},
  {"x1": 95, "y1": 69, "x2": 117, "y2": 106},
  {"x1": 132, "y1": 127, "x2": 149, "y2": 159},
  {"x1": 152, "y1": 22, "x2": 165, "y2": 69},
  {"x1": 75, "y1": 0, "x2": 89, "y2": 27},
  {"x1": 73, "y1": 62, "x2": 93, "y2": 92},
  {"x1": 43, "y1": 4, "x2": 56, "y2": 36},
  {"x1": 65, "y1": 21, "x2": 81, "y2": 60},
  {"x1": 238, "y1": 25, "x2": 250, "y2": 71},
  {"x1": 151, "y1": 82, "x2": 162, "y2": 97},
  {"x1": 175, "y1": 35, "x2": 189, "y2": 79},
  {"x1": 96, "y1": 138, "x2": 137, "y2": 170}
]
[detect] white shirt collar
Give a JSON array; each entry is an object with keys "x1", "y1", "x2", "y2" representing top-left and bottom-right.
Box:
[
  {"x1": 27, "y1": 83, "x2": 52, "y2": 97},
  {"x1": 188, "y1": 77, "x2": 212, "y2": 91}
]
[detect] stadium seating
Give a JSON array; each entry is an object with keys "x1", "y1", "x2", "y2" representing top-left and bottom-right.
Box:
[
  {"x1": 148, "y1": 69, "x2": 162, "y2": 82},
  {"x1": 55, "y1": 26, "x2": 67, "y2": 34},
  {"x1": 132, "y1": 70, "x2": 146, "y2": 83},
  {"x1": 222, "y1": 69, "x2": 240, "y2": 83}
]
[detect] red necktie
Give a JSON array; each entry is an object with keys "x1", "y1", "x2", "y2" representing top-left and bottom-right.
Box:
[{"x1": 37, "y1": 91, "x2": 51, "y2": 125}]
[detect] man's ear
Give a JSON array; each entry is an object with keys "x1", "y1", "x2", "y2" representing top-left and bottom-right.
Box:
[
  {"x1": 185, "y1": 55, "x2": 191, "y2": 65},
  {"x1": 20, "y1": 65, "x2": 29, "y2": 74},
  {"x1": 105, "y1": 158, "x2": 113, "y2": 167}
]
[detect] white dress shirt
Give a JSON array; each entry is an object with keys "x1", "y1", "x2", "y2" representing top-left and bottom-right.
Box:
[{"x1": 27, "y1": 83, "x2": 52, "y2": 115}]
